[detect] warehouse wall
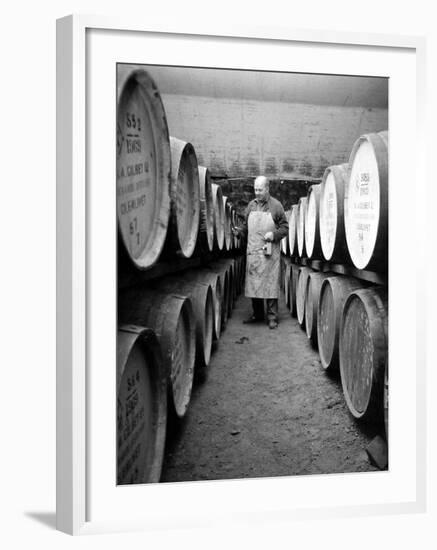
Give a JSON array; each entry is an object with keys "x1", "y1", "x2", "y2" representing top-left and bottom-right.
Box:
[{"x1": 160, "y1": 93, "x2": 388, "y2": 179}]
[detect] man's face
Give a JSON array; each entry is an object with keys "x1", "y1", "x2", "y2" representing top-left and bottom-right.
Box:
[{"x1": 254, "y1": 180, "x2": 268, "y2": 201}]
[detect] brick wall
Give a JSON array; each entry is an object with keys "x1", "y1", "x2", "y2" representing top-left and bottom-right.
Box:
[{"x1": 161, "y1": 94, "x2": 388, "y2": 180}]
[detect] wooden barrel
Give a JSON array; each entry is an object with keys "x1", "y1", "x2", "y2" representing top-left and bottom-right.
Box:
[
  {"x1": 305, "y1": 271, "x2": 334, "y2": 345},
  {"x1": 339, "y1": 287, "x2": 388, "y2": 420},
  {"x1": 231, "y1": 209, "x2": 239, "y2": 249},
  {"x1": 344, "y1": 131, "x2": 388, "y2": 271},
  {"x1": 288, "y1": 205, "x2": 298, "y2": 257},
  {"x1": 229, "y1": 258, "x2": 238, "y2": 303},
  {"x1": 222, "y1": 197, "x2": 232, "y2": 251},
  {"x1": 211, "y1": 184, "x2": 225, "y2": 251},
  {"x1": 297, "y1": 197, "x2": 308, "y2": 258},
  {"x1": 163, "y1": 137, "x2": 200, "y2": 258},
  {"x1": 117, "y1": 325, "x2": 167, "y2": 484},
  {"x1": 238, "y1": 255, "x2": 246, "y2": 293},
  {"x1": 118, "y1": 290, "x2": 195, "y2": 418},
  {"x1": 304, "y1": 185, "x2": 322, "y2": 259},
  {"x1": 296, "y1": 266, "x2": 312, "y2": 327},
  {"x1": 197, "y1": 166, "x2": 214, "y2": 252},
  {"x1": 183, "y1": 269, "x2": 222, "y2": 341},
  {"x1": 211, "y1": 259, "x2": 235, "y2": 315},
  {"x1": 319, "y1": 163, "x2": 350, "y2": 263},
  {"x1": 280, "y1": 234, "x2": 288, "y2": 256},
  {"x1": 117, "y1": 69, "x2": 171, "y2": 270},
  {"x1": 317, "y1": 276, "x2": 368, "y2": 371},
  {"x1": 290, "y1": 263, "x2": 299, "y2": 317},
  {"x1": 206, "y1": 263, "x2": 229, "y2": 328},
  {"x1": 154, "y1": 277, "x2": 215, "y2": 370},
  {"x1": 283, "y1": 261, "x2": 291, "y2": 308},
  {"x1": 233, "y1": 256, "x2": 240, "y2": 295},
  {"x1": 281, "y1": 210, "x2": 291, "y2": 255}
]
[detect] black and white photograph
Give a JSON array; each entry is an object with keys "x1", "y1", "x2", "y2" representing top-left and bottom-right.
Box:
[{"x1": 116, "y1": 63, "x2": 389, "y2": 486}]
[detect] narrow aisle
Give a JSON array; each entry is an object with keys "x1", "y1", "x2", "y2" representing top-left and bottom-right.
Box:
[{"x1": 161, "y1": 294, "x2": 378, "y2": 482}]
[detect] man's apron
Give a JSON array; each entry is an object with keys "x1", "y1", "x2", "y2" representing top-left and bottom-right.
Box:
[{"x1": 244, "y1": 210, "x2": 280, "y2": 299}]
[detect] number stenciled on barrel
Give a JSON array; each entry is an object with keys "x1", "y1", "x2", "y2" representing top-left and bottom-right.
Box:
[
  {"x1": 125, "y1": 112, "x2": 142, "y2": 132},
  {"x1": 129, "y1": 217, "x2": 140, "y2": 246}
]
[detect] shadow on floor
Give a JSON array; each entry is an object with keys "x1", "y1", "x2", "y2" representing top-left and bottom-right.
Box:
[{"x1": 24, "y1": 511, "x2": 56, "y2": 530}]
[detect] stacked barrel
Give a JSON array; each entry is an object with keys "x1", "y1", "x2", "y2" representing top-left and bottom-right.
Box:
[
  {"x1": 280, "y1": 131, "x2": 388, "y2": 437},
  {"x1": 116, "y1": 68, "x2": 246, "y2": 484}
]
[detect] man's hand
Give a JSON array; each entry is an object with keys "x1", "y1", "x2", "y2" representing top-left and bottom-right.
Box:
[
  {"x1": 231, "y1": 227, "x2": 240, "y2": 238},
  {"x1": 264, "y1": 232, "x2": 274, "y2": 242}
]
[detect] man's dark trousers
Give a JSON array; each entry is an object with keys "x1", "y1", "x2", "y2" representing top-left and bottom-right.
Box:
[{"x1": 251, "y1": 298, "x2": 278, "y2": 323}]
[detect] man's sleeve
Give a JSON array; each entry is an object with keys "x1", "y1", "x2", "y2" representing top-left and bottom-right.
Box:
[
  {"x1": 235, "y1": 202, "x2": 251, "y2": 240},
  {"x1": 272, "y1": 202, "x2": 289, "y2": 243}
]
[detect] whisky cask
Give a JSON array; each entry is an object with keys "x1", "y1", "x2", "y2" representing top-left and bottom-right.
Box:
[
  {"x1": 197, "y1": 166, "x2": 214, "y2": 252},
  {"x1": 296, "y1": 266, "x2": 312, "y2": 327},
  {"x1": 344, "y1": 131, "x2": 388, "y2": 271},
  {"x1": 297, "y1": 197, "x2": 308, "y2": 258},
  {"x1": 117, "y1": 69, "x2": 171, "y2": 269},
  {"x1": 304, "y1": 185, "x2": 322, "y2": 259},
  {"x1": 117, "y1": 325, "x2": 167, "y2": 484},
  {"x1": 118, "y1": 289, "x2": 195, "y2": 418},
  {"x1": 163, "y1": 137, "x2": 201, "y2": 258},
  {"x1": 304, "y1": 271, "x2": 334, "y2": 345},
  {"x1": 211, "y1": 183, "x2": 225, "y2": 251},
  {"x1": 288, "y1": 205, "x2": 298, "y2": 257},
  {"x1": 319, "y1": 163, "x2": 350, "y2": 263},
  {"x1": 317, "y1": 276, "x2": 368, "y2": 371},
  {"x1": 339, "y1": 287, "x2": 388, "y2": 420}
]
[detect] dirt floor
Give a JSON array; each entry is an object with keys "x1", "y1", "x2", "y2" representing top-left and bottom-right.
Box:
[{"x1": 161, "y1": 293, "x2": 383, "y2": 483}]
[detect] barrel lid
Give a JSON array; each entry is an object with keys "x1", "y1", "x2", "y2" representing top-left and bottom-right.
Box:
[
  {"x1": 345, "y1": 132, "x2": 388, "y2": 270},
  {"x1": 117, "y1": 70, "x2": 171, "y2": 270}
]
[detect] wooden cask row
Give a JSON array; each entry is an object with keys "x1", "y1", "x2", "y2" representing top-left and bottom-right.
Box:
[
  {"x1": 304, "y1": 185, "x2": 323, "y2": 259},
  {"x1": 117, "y1": 69, "x2": 171, "y2": 270},
  {"x1": 297, "y1": 197, "x2": 308, "y2": 258},
  {"x1": 153, "y1": 278, "x2": 215, "y2": 370},
  {"x1": 197, "y1": 166, "x2": 214, "y2": 252},
  {"x1": 211, "y1": 184, "x2": 225, "y2": 251},
  {"x1": 317, "y1": 276, "x2": 368, "y2": 371},
  {"x1": 117, "y1": 325, "x2": 167, "y2": 484},
  {"x1": 296, "y1": 266, "x2": 312, "y2": 327},
  {"x1": 319, "y1": 163, "x2": 350, "y2": 263},
  {"x1": 162, "y1": 137, "x2": 200, "y2": 258},
  {"x1": 339, "y1": 287, "x2": 388, "y2": 421},
  {"x1": 344, "y1": 131, "x2": 388, "y2": 271},
  {"x1": 183, "y1": 269, "x2": 222, "y2": 341},
  {"x1": 304, "y1": 271, "x2": 334, "y2": 346},
  {"x1": 288, "y1": 205, "x2": 298, "y2": 257},
  {"x1": 118, "y1": 290, "x2": 195, "y2": 418},
  {"x1": 289, "y1": 263, "x2": 299, "y2": 318}
]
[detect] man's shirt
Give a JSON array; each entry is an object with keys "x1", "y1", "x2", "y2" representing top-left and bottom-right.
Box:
[{"x1": 238, "y1": 193, "x2": 289, "y2": 243}]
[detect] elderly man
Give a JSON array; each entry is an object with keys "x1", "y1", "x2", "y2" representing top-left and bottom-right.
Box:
[{"x1": 233, "y1": 175, "x2": 288, "y2": 329}]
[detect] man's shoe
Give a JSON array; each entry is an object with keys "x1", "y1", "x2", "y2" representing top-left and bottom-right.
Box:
[
  {"x1": 268, "y1": 320, "x2": 278, "y2": 329},
  {"x1": 243, "y1": 315, "x2": 263, "y2": 324}
]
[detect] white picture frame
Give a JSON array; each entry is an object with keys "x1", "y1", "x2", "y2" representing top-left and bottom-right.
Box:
[{"x1": 56, "y1": 14, "x2": 426, "y2": 535}]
